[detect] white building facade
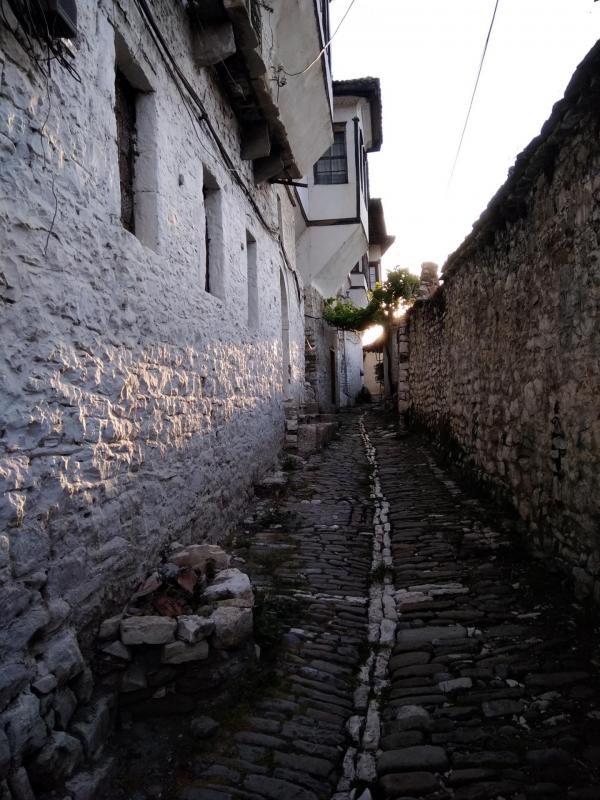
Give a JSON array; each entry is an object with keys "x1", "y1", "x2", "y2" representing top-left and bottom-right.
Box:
[{"x1": 294, "y1": 79, "x2": 386, "y2": 409}]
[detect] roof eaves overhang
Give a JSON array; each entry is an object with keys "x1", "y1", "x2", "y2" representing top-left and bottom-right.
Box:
[
  {"x1": 368, "y1": 197, "x2": 395, "y2": 253},
  {"x1": 333, "y1": 77, "x2": 383, "y2": 152}
]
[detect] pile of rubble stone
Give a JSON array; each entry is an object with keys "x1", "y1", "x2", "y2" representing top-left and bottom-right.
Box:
[{"x1": 94, "y1": 543, "x2": 255, "y2": 717}]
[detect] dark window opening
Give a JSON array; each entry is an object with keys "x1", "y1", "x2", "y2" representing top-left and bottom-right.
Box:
[
  {"x1": 246, "y1": 231, "x2": 258, "y2": 330},
  {"x1": 314, "y1": 124, "x2": 347, "y2": 185},
  {"x1": 368, "y1": 262, "x2": 379, "y2": 289},
  {"x1": 202, "y1": 166, "x2": 223, "y2": 298},
  {"x1": 115, "y1": 68, "x2": 137, "y2": 234},
  {"x1": 203, "y1": 184, "x2": 211, "y2": 293},
  {"x1": 359, "y1": 130, "x2": 369, "y2": 201}
]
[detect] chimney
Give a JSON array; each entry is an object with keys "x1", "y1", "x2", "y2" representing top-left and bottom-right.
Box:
[{"x1": 418, "y1": 262, "x2": 439, "y2": 299}]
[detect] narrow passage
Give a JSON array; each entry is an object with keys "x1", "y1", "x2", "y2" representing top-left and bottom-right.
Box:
[
  {"x1": 104, "y1": 413, "x2": 375, "y2": 800},
  {"x1": 105, "y1": 409, "x2": 600, "y2": 800}
]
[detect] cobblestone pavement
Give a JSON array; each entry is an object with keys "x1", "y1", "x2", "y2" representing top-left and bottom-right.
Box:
[
  {"x1": 104, "y1": 408, "x2": 600, "y2": 800},
  {"x1": 368, "y1": 412, "x2": 600, "y2": 800}
]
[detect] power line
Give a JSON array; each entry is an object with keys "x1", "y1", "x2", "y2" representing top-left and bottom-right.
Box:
[
  {"x1": 281, "y1": 0, "x2": 359, "y2": 77},
  {"x1": 448, "y1": 0, "x2": 501, "y2": 186}
]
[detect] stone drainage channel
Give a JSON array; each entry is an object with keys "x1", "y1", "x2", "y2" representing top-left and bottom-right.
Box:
[{"x1": 333, "y1": 415, "x2": 397, "y2": 800}]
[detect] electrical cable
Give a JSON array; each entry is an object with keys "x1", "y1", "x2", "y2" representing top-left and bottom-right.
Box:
[
  {"x1": 280, "y1": 0, "x2": 359, "y2": 77},
  {"x1": 2, "y1": 0, "x2": 81, "y2": 82},
  {"x1": 448, "y1": 0, "x2": 501, "y2": 186}
]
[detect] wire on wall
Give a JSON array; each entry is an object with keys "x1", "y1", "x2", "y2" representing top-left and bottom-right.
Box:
[
  {"x1": 279, "y1": 0, "x2": 359, "y2": 78},
  {"x1": 1, "y1": 0, "x2": 81, "y2": 82}
]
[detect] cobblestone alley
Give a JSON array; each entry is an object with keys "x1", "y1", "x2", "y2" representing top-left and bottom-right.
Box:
[{"x1": 103, "y1": 409, "x2": 600, "y2": 800}]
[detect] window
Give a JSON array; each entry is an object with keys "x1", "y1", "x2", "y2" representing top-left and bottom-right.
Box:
[
  {"x1": 314, "y1": 124, "x2": 347, "y2": 185},
  {"x1": 368, "y1": 262, "x2": 379, "y2": 289},
  {"x1": 246, "y1": 231, "x2": 258, "y2": 330},
  {"x1": 114, "y1": 33, "x2": 158, "y2": 250},
  {"x1": 359, "y1": 130, "x2": 369, "y2": 201},
  {"x1": 202, "y1": 166, "x2": 223, "y2": 298},
  {"x1": 115, "y1": 68, "x2": 137, "y2": 234}
]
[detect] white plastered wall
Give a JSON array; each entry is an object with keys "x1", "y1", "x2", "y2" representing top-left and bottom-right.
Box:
[{"x1": 0, "y1": 1, "x2": 306, "y2": 775}]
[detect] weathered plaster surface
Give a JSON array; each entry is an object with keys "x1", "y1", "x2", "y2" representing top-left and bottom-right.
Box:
[
  {"x1": 0, "y1": 0, "x2": 304, "y2": 789},
  {"x1": 406, "y1": 43, "x2": 600, "y2": 604}
]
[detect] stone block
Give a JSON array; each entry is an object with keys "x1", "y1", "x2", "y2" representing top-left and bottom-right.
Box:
[
  {"x1": 396, "y1": 625, "x2": 466, "y2": 646},
  {"x1": 72, "y1": 667, "x2": 94, "y2": 704},
  {"x1": 0, "y1": 730, "x2": 9, "y2": 780},
  {"x1": 70, "y1": 697, "x2": 113, "y2": 759},
  {"x1": 31, "y1": 675, "x2": 57, "y2": 696},
  {"x1": 27, "y1": 732, "x2": 82, "y2": 789},
  {"x1": 120, "y1": 616, "x2": 176, "y2": 646},
  {"x1": 101, "y1": 641, "x2": 131, "y2": 661},
  {"x1": 379, "y1": 772, "x2": 439, "y2": 796},
  {"x1": 392, "y1": 705, "x2": 432, "y2": 732},
  {"x1": 98, "y1": 616, "x2": 122, "y2": 641},
  {"x1": 7, "y1": 768, "x2": 35, "y2": 800},
  {"x1": 0, "y1": 664, "x2": 34, "y2": 713},
  {"x1": 192, "y1": 21, "x2": 236, "y2": 67},
  {"x1": 176, "y1": 615, "x2": 215, "y2": 643},
  {"x1": 64, "y1": 757, "x2": 115, "y2": 800},
  {"x1": 43, "y1": 631, "x2": 85, "y2": 685},
  {"x1": 190, "y1": 716, "x2": 219, "y2": 739},
  {"x1": 121, "y1": 664, "x2": 147, "y2": 692},
  {"x1": 203, "y1": 569, "x2": 253, "y2": 608},
  {"x1": 210, "y1": 607, "x2": 253, "y2": 650},
  {"x1": 1, "y1": 692, "x2": 46, "y2": 760},
  {"x1": 54, "y1": 687, "x2": 78, "y2": 729},
  {"x1": 161, "y1": 641, "x2": 209, "y2": 664},
  {"x1": 0, "y1": 603, "x2": 49, "y2": 655},
  {"x1": 255, "y1": 472, "x2": 288, "y2": 496},
  {"x1": 378, "y1": 745, "x2": 449, "y2": 775},
  {"x1": 170, "y1": 545, "x2": 230, "y2": 575}
]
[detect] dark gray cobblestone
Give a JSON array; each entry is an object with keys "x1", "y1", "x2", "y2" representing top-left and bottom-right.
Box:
[
  {"x1": 99, "y1": 408, "x2": 600, "y2": 800},
  {"x1": 368, "y1": 411, "x2": 600, "y2": 800},
  {"x1": 101, "y1": 413, "x2": 373, "y2": 800}
]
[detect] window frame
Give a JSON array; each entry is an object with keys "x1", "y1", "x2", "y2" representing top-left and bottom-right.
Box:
[{"x1": 313, "y1": 123, "x2": 348, "y2": 185}]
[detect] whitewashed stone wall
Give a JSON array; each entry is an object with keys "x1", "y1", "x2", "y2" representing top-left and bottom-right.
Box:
[
  {"x1": 304, "y1": 288, "x2": 364, "y2": 410},
  {"x1": 340, "y1": 331, "x2": 364, "y2": 407},
  {"x1": 0, "y1": 1, "x2": 304, "y2": 791}
]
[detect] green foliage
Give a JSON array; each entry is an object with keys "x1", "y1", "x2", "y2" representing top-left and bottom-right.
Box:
[{"x1": 323, "y1": 268, "x2": 420, "y2": 332}]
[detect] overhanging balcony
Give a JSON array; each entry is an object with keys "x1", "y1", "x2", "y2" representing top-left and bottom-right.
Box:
[{"x1": 188, "y1": 0, "x2": 333, "y2": 182}]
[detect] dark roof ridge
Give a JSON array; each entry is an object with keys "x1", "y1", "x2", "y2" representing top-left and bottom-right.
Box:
[{"x1": 333, "y1": 76, "x2": 383, "y2": 151}]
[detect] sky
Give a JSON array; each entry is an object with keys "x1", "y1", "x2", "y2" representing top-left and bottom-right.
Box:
[{"x1": 329, "y1": 0, "x2": 600, "y2": 275}]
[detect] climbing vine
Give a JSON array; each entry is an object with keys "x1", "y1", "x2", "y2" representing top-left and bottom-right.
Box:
[{"x1": 323, "y1": 268, "x2": 420, "y2": 331}]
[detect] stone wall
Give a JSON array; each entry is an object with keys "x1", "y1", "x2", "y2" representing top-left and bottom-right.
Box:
[
  {"x1": 304, "y1": 288, "x2": 365, "y2": 410},
  {"x1": 0, "y1": 1, "x2": 305, "y2": 793},
  {"x1": 304, "y1": 286, "x2": 336, "y2": 410},
  {"x1": 405, "y1": 42, "x2": 600, "y2": 604}
]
